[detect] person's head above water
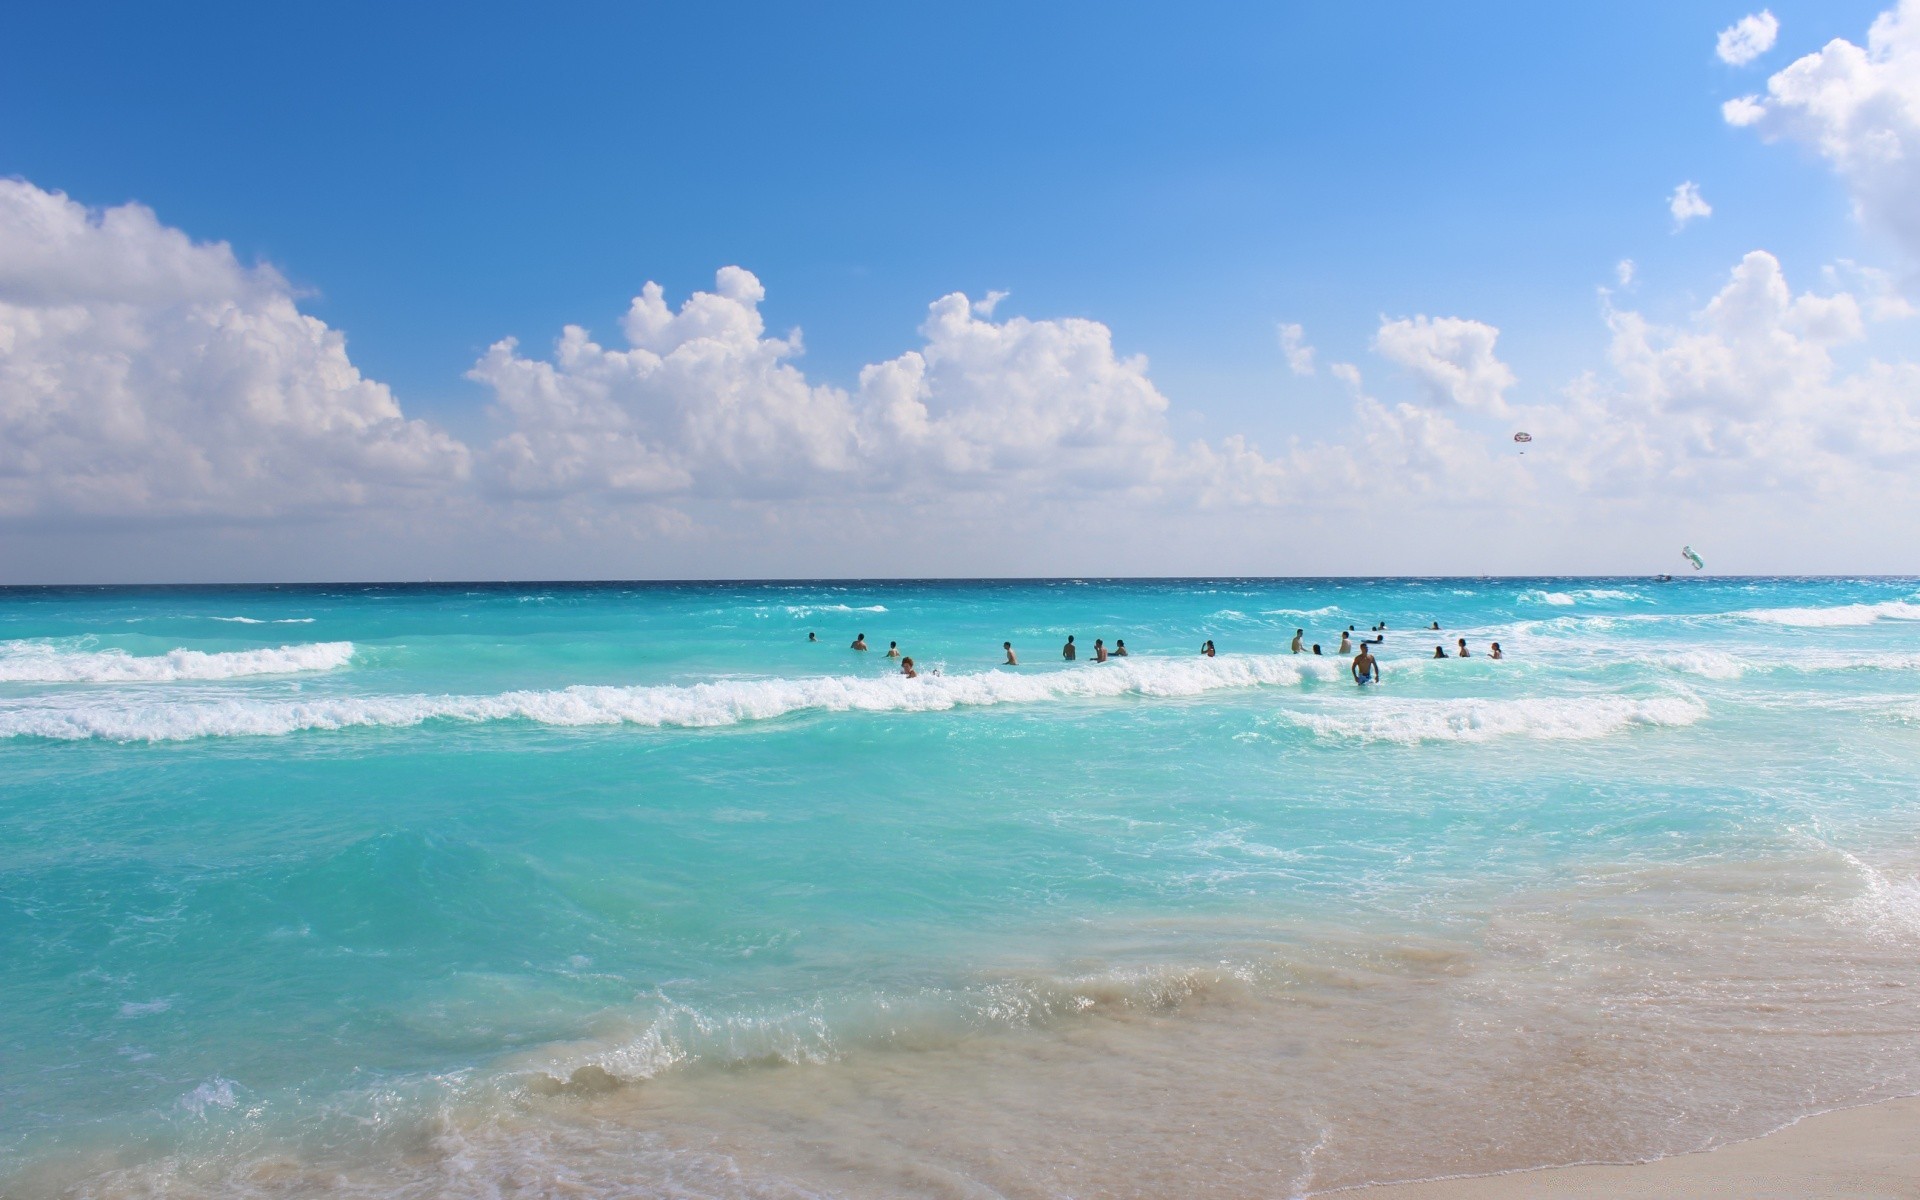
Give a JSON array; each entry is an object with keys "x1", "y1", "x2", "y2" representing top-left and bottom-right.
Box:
[
  {"x1": 1435, "y1": 645, "x2": 1446, "y2": 657},
  {"x1": 1003, "y1": 641, "x2": 1011, "y2": 649},
  {"x1": 1457, "y1": 638, "x2": 1467, "y2": 648}
]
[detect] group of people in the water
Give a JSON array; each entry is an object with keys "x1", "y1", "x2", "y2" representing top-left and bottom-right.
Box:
[{"x1": 813, "y1": 619, "x2": 1504, "y2": 683}]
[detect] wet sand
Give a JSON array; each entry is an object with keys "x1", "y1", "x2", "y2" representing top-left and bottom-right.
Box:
[{"x1": 1346, "y1": 1096, "x2": 1920, "y2": 1199}]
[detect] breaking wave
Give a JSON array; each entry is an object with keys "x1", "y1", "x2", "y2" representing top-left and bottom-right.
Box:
[
  {"x1": 1735, "y1": 599, "x2": 1920, "y2": 627},
  {"x1": 0, "y1": 653, "x2": 1339, "y2": 742},
  {"x1": 0, "y1": 641, "x2": 355, "y2": 684},
  {"x1": 1282, "y1": 693, "x2": 1707, "y2": 744}
]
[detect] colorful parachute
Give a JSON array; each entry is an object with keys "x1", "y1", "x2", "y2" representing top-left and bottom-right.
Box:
[
  {"x1": 1681, "y1": 545, "x2": 1705, "y2": 571},
  {"x1": 1512, "y1": 432, "x2": 1532, "y2": 443}
]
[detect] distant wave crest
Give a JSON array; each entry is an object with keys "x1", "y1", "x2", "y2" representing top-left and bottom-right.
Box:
[{"x1": 0, "y1": 640, "x2": 355, "y2": 684}]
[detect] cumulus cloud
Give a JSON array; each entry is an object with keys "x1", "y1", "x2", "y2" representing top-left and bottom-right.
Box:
[
  {"x1": 1277, "y1": 322, "x2": 1316, "y2": 375},
  {"x1": 1549, "y1": 250, "x2": 1920, "y2": 495},
  {"x1": 470, "y1": 267, "x2": 858, "y2": 500},
  {"x1": 1372, "y1": 315, "x2": 1517, "y2": 414},
  {"x1": 971, "y1": 290, "x2": 1009, "y2": 317},
  {"x1": 476, "y1": 269, "x2": 1311, "y2": 506},
  {"x1": 1669, "y1": 181, "x2": 1713, "y2": 228},
  {"x1": 0, "y1": 181, "x2": 467, "y2": 522},
  {"x1": 1724, "y1": 1, "x2": 1920, "y2": 260},
  {"x1": 1717, "y1": 10, "x2": 1780, "y2": 66}
]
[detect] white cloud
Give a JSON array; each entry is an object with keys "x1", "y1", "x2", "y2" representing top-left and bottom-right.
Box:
[
  {"x1": 1669, "y1": 181, "x2": 1713, "y2": 228},
  {"x1": 1546, "y1": 250, "x2": 1920, "y2": 496},
  {"x1": 0, "y1": 181, "x2": 467, "y2": 522},
  {"x1": 1372, "y1": 315, "x2": 1517, "y2": 414},
  {"x1": 1277, "y1": 322, "x2": 1316, "y2": 375},
  {"x1": 1616, "y1": 259, "x2": 1637, "y2": 288},
  {"x1": 470, "y1": 267, "x2": 858, "y2": 500},
  {"x1": 971, "y1": 290, "x2": 1009, "y2": 317},
  {"x1": 1717, "y1": 10, "x2": 1781, "y2": 66},
  {"x1": 475, "y1": 270, "x2": 1305, "y2": 506},
  {"x1": 1725, "y1": 1, "x2": 1920, "y2": 260}
]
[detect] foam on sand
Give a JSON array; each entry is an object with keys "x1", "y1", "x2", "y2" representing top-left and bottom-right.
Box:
[
  {"x1": 0, "y1": 640, "x2": 355, "y2": 683},
  {"x1": 0, "y1": 653, "x2": 1340, "y2": 742}
]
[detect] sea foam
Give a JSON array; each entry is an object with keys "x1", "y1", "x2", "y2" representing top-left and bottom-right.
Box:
[
  {"x1": 1735, "y1": 599, "x2": 1920, "y2": 627},
  {"x1": 1282, "y1": 693, "x2": 1707, "y2": 744},
  {"x1": 0, "y1": 640, "x2": 355, "y2": 683},
  {"x1": 0, "y1": 653, "x2": 1338, "y2": 742}
]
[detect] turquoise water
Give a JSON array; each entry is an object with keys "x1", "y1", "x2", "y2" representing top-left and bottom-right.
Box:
[{"x1": 5, "y1": 578, "x2": 1920, "y2": 1197}]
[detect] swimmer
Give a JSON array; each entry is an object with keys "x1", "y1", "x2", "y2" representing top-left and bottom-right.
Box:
[
  {"x1": 1004, "y1": 641, "x2": 1018, "y2": 665},
  {"x1": 1201, "y1": 639, "x2": 1216, "y2": 657},
  {"x1": 1311, "y1": 643, "x2": 1322, "y2": 655},
  {"x1": 886, "y1": 641, "x2": 901, "y2": 658},
  {"x1": 1062, "y1": 635, "x2": 1077, "y2": 661},
  {"x1": 1490, "y1": 642, "x2": 1503, "y2": 660},
  {"x1": 1094, "y1": 638, "x2": 1108, "y2": 663},
  {"x1": 808, "y1": 631, "x2": 817, "y2": 642},
  {"x1": 1338, "y1": 631, "x2": 1352, "y2": 654},
  {"x1": 1433, "y1": 645, "x2": 1448, "y2": 659},
  {"x1": 1431, "y1": 621, "x2": 1441, "y2": 631},
  {"x1": 900, "y1": 656, "x2": 918, "y2": 679},
  {"x1": 1291, "y1": 629, "x2": 1305, "y2": 653},
  {"x1": 1457, "y1": 638, "x2": 1470, "y2": 658},
  {"x1": 851, "y1": 633, "x2": 868, "y2": 651},
  {"x1": 1113, "y1": 639, "x2": 1128, "y2": 656},
  {"x1": 1351, "y1": 644, "x2": 1380, "y2": 685}
]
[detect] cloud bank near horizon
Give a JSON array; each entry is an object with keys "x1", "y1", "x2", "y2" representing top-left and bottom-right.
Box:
[{"x1": 6, "y1": 4, "x2": 1920, "y2": 578}]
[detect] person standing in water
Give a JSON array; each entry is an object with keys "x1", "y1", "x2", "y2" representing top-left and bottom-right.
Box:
[
  {"x1": 1004, "y1": 641, "x2": 1018, "y2": 665},
  {"x1": 886, "y1": 641, "x2": 901, "y2": 658},
  {"x1": 1351, "y1": 644, "x2": 1380, "y2": 685},
  {"x1": 1113, "y1": 639, "x2": 1129, "y2": 656},
  {"x1": 900, "y1": 656, "x2": 918, "y2": 678},
  {"x1": 1201, "y1": 640, "x2": 1216, "y2": 657},
  {"x1": 1311, "y1": 643, "x2": 1322, "y2": 655},
  {"x1": 1062, "y1": 635, "x2": 1077, "y2": 661},
  {"x1": 1093, "y1": 638, "x2": 1108, "y2": 662},
  {"x1": 1338, "y1": 631, "x2": 1352, "y2": 654},
  {"x1": 1433, "y1": 645, "x2": 1448, "y2": 658},
  {"x1": 851, "y1": 633, "x2": 868, "y2": 651},
  {"x1": 1456, "y1": 638, "x2": 1470, "y2": 658},
  {"x1": 1490, "y1": 642, "x2": 1503, "y2": 660},
  {"x1": 1291, "y1": 629, "x2": 1305, "y2": 653}
]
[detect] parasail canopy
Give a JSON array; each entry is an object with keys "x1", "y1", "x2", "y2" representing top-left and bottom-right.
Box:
[
  {"x1": 1513, "y1": 432, "x2": 1532, "y2": 443},
  {"x1": 1681, "y1": 545, "x2": 1705, "y2": 571}
]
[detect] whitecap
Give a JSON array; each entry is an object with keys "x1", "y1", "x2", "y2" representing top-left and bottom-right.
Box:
[
  {"x1": 0, "y1": 641, "x2": 355, "y2": 684},
  {"x1": 1735, "y1": 599, "x2": 1920, "y2": 627},
  {"x1": 1281, "y1": 693, "x2": 1707, "y2": 744},
  {"x1": 0, "y1": 653, "x2": 1340, "y2": 742}
]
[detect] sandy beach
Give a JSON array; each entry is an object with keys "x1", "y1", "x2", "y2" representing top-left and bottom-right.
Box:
[{"x1": 1348, "y1": 1097, "x2": 1920, "y2": 1199}]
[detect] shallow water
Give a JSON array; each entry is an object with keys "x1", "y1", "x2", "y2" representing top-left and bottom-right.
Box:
[{"x1": 4, "y1": 577, "x2": 1919, "y2": 1197}]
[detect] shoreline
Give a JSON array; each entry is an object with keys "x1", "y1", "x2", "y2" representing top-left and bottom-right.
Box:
[{"x1": 1339, "y1": 1095, "x2": 1920, "y2": 1199}]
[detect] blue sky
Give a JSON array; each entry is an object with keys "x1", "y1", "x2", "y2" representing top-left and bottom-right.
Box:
[{"x1": 2, "y1": 2, "x2": 1918, "y2": 579}]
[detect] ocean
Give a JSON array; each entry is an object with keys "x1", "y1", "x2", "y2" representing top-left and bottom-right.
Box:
[{"x1": 4, "y1": 577, "x2": 1920, "y2": 1198}]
